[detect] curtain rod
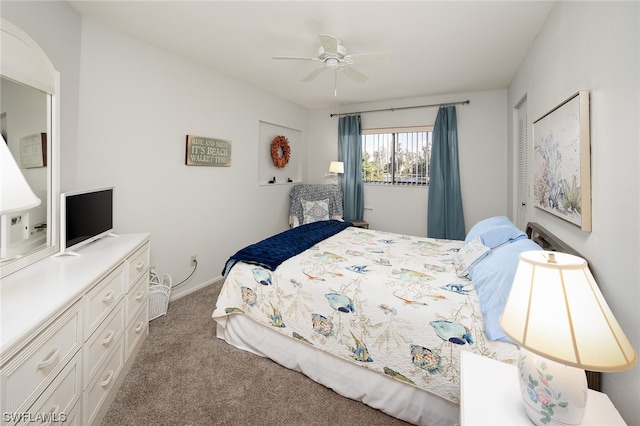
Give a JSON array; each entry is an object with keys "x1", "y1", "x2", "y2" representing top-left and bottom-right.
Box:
[{"x1": 329, "y1": 99, "x2": 470, "y2": 118}]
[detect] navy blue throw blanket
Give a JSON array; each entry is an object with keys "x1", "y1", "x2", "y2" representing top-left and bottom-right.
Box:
[{"x1": 222, "y1": 220, "x2": 353, "y2": 277}]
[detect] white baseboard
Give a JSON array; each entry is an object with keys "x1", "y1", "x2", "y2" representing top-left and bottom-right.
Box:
[{"x1": 168, "y1": 275, "x2": 223, "y2": 302}]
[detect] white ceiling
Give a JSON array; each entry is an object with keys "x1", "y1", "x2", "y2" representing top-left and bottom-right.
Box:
[{"x1": 68, "y1": 1, "x2": 556, "y2": 109}]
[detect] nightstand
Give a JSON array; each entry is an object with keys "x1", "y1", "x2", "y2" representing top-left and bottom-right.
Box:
[
  {"x1": 460, "y1": 351, "x2": 626, "y2": 425},
  {"x1": 347, "y1": 219, "x2": 369, "y2": 229}
]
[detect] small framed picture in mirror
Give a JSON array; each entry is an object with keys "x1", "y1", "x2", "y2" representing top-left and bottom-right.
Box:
[{"x1": 19, "y1": 133, "x2": 47, "y2": 168}]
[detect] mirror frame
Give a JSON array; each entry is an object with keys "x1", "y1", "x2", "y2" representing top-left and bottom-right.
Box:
[{"x1": 1, "y1": 19, "x2": 60, "y2": 278}]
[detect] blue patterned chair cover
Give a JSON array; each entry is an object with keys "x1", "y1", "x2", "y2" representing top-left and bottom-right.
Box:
[{"x1": 289, "y1": 184, "x2": 343, "y2": 226}]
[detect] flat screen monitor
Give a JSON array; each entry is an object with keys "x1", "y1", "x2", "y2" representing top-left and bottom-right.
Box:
[{"x1": 59, "y1": 186, "x2": 114, "y2": 256}]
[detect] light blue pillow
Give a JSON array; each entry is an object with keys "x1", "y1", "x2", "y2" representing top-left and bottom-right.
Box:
[
  {"x1": 468, "y1": 238, "x2": 542, "y2": 342},
  {"x1": 464, "y1": 216, "x2": 527, "y2": 249}
]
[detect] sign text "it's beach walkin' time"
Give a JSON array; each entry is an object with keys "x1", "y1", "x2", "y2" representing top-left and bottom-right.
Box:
[{"x1": 185, "y1": 135, "x2": 231, "y2": 166}]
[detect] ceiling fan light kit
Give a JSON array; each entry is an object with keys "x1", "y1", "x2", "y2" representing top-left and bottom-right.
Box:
[
  {"x1": 273, "y1": 34, "x2": 391, "y2": 96},
  {"x1": 318, "y1": 43, "x2": 346, "y2": 61}
]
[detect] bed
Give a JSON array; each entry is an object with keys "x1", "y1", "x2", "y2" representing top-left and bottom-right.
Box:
[{"x1": 212, "y1": 217, "x2": 573, "y2": 425}]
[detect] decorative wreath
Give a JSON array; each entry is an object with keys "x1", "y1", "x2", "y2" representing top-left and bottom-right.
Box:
[{"x1": 270, "y1": 135, "x2": 291, "y2": 168}]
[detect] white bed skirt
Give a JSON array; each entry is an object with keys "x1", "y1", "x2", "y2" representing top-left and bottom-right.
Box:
[{"x1": 215, "y1": 314, "x2": 459, "y2": 426}]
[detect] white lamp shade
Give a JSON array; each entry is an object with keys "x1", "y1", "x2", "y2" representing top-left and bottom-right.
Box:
[
  {"x1": 0, "y1": 136, "x2": 41, "y2": 215},
  {"x1": 500, "y1": 251, "x2": 637, "y2": 372},
  {"x1": 328, "y1": 161, "x2": 344, "y2": 174}
]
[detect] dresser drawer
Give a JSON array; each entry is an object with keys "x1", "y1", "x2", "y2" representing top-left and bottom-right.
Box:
[
  {"x1": 84, "y1": 265, "x2": 124, "y2": 339},
  {"x1": 58, "y1": 399, "x2": 81, "y2": 426},
  {"x1": 125, "y1": 304, "x2": 148, "y2": 360},
  {"x1": 16, "y1": 351, "x2": 82, "y2": 426},
  {"x1": 1, "y1": 303, "x2": 81, "y2": 415},
  {"x1": 127, "y1": 243, "x2": 150, "y2": 292},
  {"x1": 84, "y1": 303, "x2": 123, "y2": 384},
  {"x1": 40, "y1": 398, "x2": 82, "y2": 426},
  {"x1": 84, "y1": 340, "x2": 124, "y2": 425},
  {"x1": 126, "y1": 274, "x2": 149, "y2": 324}
]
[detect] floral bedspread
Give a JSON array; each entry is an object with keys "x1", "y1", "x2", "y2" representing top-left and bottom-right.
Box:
[{"x1": 213, "y1": 226, "x2": 518, "y2": 403}]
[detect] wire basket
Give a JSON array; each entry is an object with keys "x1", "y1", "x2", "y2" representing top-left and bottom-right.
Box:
[{"x1": 149, "y1": 271, "x2": 172, "y2": 320}]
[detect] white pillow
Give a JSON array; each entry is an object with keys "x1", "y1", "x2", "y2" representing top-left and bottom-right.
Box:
[
  {"x1": 301, "y1": 199, "x2": 330, "y2": 224},
  {"x1": 455, "y1": 237, "x2": 490, "y2": 277}
]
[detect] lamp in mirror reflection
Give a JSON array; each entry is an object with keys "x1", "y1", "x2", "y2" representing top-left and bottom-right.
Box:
[
  {"x1": 500, "y1": 250, "x2": 636, "y2": 426},
  {"x1": 0, "y1": 135, "x2": 41, "y2": 215}
]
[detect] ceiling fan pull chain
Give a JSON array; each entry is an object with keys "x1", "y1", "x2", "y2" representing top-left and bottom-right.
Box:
[{"x1": 334, "y1": 68, "x2": 338, "y2": 96}]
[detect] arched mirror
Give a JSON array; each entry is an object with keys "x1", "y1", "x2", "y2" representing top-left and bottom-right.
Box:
[{"x1": 1, "y1": 19, "x2": 60, "y2": 278}]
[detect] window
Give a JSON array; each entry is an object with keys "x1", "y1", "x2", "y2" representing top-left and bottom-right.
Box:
[{"x1": 362, "y1": 126, "x2": 433, "y2": 185}]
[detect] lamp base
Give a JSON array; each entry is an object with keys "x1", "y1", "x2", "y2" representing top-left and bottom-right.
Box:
[{"x1": 518, "y1": 348, "x2": 588, "y2": 426}]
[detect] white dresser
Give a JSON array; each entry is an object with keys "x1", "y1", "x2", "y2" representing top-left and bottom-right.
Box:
[{"x1": 1, "y1": 234, "x2": 150, "y2": 425}]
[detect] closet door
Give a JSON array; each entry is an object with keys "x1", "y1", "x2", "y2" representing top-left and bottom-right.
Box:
[{"x1": 515, "y1": 96, "x2": 529, "y2": 229}]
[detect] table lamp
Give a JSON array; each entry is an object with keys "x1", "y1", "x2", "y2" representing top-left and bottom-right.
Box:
[
  {"x1": 1, "y1": 135, "x2": 41, "y2": 215},
  {"x1": 328, "y1": 161, "x2": 344, "y2": 181},
  {"x1": 500, "y1": 250, "x2": 636, "y2": 426}
]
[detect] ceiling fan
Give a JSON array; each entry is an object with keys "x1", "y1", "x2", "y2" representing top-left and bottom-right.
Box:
[{"x1": 273, "y1": 34, "x2": 391, "y2": 95}]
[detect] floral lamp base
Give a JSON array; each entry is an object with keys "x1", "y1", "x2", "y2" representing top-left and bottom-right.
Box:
[{"x1": 518, "y1": 348, "x2": 588, "y2": 426}]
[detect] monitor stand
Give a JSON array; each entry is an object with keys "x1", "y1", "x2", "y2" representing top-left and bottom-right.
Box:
[{"x1": 53, "y1": 233, "x2": 119, "y2": 258}]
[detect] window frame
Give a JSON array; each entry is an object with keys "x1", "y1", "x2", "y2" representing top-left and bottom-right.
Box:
[{"x1": 361, "y1": 125, "x2": 433, "y2": 186}]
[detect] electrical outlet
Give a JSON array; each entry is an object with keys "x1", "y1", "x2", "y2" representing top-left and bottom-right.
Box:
[{"x1": 190, "y1": 255, "x2": 197, "y2": 267}]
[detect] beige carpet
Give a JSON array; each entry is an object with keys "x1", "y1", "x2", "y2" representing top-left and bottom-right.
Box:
[{"x1": 102, "y1": 281, "x2": 409, "y2": 425}]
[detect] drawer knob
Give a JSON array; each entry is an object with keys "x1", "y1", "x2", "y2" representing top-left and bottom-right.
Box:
[
  {"x1": 102, "y1": 290, "x2": 115, "y2": 303},
  {"x1": 100, "y1": 370, "x2": 114, "y2": 388},
  {"x1": 135, "y1": 291, "x2": 144, "y2": 301},
  {"x1": 37, "y1": 347, "x2": 61, "y2": 369},
  {"x1": 102, "y1": 330, "x2": 115, "y2": 346},
  {"x1": 135, "y1": 261, "x2": 144, "y2": 271},
  {"x1": 42, "y1": 404, "x2": 60, "y2": 426},
  {"x1": 135, "y1": 321, "x2": 145, "y2": 333}
]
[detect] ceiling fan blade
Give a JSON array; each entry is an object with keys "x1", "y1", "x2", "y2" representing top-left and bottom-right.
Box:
[
  {"x1": 272, "y1": 56, "x2": 319, "y2": 61},
  {"x1": 319, "y1": 34, "x2": 339, "y2": 55},
  {"x1": 340, "y1": 66, "x2": 369, "y2": 83},
  {"x1": 346, "y1": 51, "x2": 392, "y2": 64},
  {"x1": 302, "y1": 66, "x2": 327, "y2": 82}
]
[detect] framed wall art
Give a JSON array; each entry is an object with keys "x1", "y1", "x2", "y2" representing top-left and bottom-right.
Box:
[
  {"x1": 533, "y1": 91, "x2": 591, "y2": 231},
  {"x1": 19, "y1": 133, "x2": 47, "y2": 168}
]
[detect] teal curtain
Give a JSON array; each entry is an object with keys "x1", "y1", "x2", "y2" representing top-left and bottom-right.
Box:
[
  {"x1": 338, "y1": 115, "x2": 364, "y2": 221},
  {"x1": 427, "y1": 106, "x2": 465, "y2": 240}
]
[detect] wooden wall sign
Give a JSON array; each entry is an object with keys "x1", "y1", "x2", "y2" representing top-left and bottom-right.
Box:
[{"x1": 185, "y1": 135, "x2": 231, "y2": 166}]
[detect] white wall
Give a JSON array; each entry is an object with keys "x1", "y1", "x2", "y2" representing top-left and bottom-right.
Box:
[
  {"x1": 507, "y1": 2, "x2": 639, "y2": 423},
  {"x1": 74, "y1": 19, "x2": 309, "y2": 299},
  {"x1": 307, "y1": 90, "x2": 508, "y2": 236}
]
